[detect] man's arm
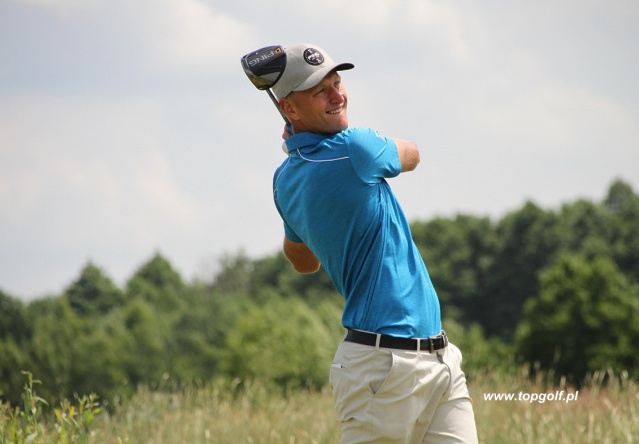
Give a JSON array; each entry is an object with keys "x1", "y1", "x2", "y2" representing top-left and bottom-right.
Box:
[
  {"x1": 393, "y1": 139, "x2": 420, "y2": 172},
  {"x1": 283, "y1": 237, "x2": 321, "y2": 273}
]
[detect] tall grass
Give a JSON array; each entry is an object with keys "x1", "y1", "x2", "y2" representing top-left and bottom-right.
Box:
[
  {"x1": 472, "y1": 369, "x2": 639, "y2": 443},
  {"x1": 3, "y1": 370, "x2": 638, "y2": 443},
  {"x1": 93, "y1": 379, "x2": 339, "y2": 444},
  {"x1": 0, "y1": 372, "x2": 101, "y2": 444}
]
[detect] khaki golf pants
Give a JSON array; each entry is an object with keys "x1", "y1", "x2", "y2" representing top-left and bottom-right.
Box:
[{"x1": 330, "y1": 339, "x2": 478, "y2": 444}]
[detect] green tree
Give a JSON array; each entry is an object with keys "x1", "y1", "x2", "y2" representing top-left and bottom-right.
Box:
[
  {"x1": 0, "y1": 290, "x2": 29, "y2": 342},
  {"x1": 26, "y1": 297, "x2": 84, "y2": 403},
  {"x1": 605, "y1": 179, "x2": 639, "y2": 282},
  {"x1": 212, "y1": 251, "x2": 339, "y2": 304},
  {"x1": 121, "y1": 299, "x2": 167, "y2": 386},
  {"x1": 168, "y1": 280, "x2": 254, "y2": 382},
  {"x1": 22, "y1": 296, "x2": 135, "y2": 404},
  {"x1": 516, "y1": 254, "x2": 639, "y2": 385},
  {"x1": 557, "y1": 199, "x2": 614, "y2": 259},
  {"x1": 484, "y1": 202, "x2": 561, "y2": 340},
  {"x1": 66, "y1": 310, "x2": 136, "y2": 402},
  {"x1": 126, "y1": 253, "x2": 185, "y2": 312},
  {"x1": 209, "y1": 252, "x2": 254, "y2": 296},
  {"x1": 221, "y1": 293, "x2": 334, "y2": 389},
  {"x1": 65, "y1": 262, "x2": 124, "y2": 316},
  {"x1": 411, "y1": 215, "x2": 495, "y2": 323},
  {"x1": 0, "y1": 339, "x2": 28, "y2": 405},
  {"x1": 441, "y1": 318, "x2": 514, "y2": 381}
]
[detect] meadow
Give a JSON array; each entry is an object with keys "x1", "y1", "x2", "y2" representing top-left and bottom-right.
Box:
[
  {"x1": 3, "y1": 181, "x2": 639, "y2": 443},
  {"x1": 3, "y1": 369, "x2": 638, "y2": 444}
]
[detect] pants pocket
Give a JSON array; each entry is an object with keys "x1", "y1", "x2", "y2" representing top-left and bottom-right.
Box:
[
  {"x1": 368, "y1": 349, "x2": 395, "y2": 395},
  {"x1": 330, "y1": 342, "x2": 396, "y2": 423}
]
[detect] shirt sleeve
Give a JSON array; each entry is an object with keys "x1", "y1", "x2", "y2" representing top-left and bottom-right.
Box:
[
  {"x1": 346, "y1": 128, "x2": 401, "y2": 184},
  {"x1": 273, "y1": 187, "x2": 303, "y2": 243},
  {"x1": 283, "y1": 221, "x2": 302, "y2": 242}
]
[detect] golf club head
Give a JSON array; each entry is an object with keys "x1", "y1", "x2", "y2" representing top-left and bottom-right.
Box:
[
  {"x1": 241, "y1": 44, "x2": 292, "y2": 130},
  {"x1": 241, "y1": 45, "x2": 287, "y2": 90}
]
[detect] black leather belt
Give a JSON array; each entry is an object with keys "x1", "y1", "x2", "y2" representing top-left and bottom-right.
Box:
[{"x1": 345, "y1": 329, "x2": 448, "y2": 352}]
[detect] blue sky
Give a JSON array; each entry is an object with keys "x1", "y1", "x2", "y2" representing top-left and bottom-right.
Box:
[{"x1": 1, "y1": 0, "x2": 638, "y2": 300}]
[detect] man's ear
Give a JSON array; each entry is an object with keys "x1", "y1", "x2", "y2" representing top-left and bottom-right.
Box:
[{"x1": 279, "y1": 98, "x2": 299, "y2": 121}]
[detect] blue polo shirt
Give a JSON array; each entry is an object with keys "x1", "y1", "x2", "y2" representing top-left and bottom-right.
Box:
[{"x1": 273, "y1": 127, "x2": 441, "y2": 338}]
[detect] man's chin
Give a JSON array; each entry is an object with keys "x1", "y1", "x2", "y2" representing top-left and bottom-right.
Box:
[
  {"x1": 326, "y1": 123, "x2": 349, "y2": 135},
  {"x1": 335, "y1": 117, "x2": 349, "y2": 132}
]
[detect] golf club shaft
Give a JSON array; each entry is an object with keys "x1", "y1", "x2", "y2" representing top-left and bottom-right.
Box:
[{"x1": 266, "y1": 89, "x2": 291, "y2": 126}]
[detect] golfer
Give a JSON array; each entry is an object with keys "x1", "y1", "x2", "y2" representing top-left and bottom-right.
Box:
[{"x1": 271, "y1": 43, "x2": 478, "y2": 444}]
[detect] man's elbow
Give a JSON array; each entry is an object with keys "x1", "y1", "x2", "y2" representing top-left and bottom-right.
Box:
[
  {"x1": 286, "y1": 254, "x2": 321, "y2": 274},
  {"x1": 396, "y1": 139, "x2": 420, "y2": 172},
  {"x1": 283, "y1": 238, "x2": 321, "y2": 274},
  {"x1": 404, "y1": 144, "x2": 420, "y2": 172},
  {"x1": 293, "y1": 261, "x2": 321, "y2": 274}
]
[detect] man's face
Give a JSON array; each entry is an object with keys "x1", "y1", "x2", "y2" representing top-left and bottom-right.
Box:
[{"x1": 281, "y1": 71, "x2": 348, "y2": 135}]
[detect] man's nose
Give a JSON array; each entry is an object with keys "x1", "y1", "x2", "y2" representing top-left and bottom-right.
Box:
[{"x1": 329, "y1": 86, "x2": 344, "y2": 102}]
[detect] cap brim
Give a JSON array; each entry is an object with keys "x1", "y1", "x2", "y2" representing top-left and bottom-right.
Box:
[{"x1": 292, "y1": 62, "x2": 355, "y2": 93}]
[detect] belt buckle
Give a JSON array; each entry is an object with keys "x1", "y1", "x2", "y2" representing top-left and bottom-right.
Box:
[{"x1": 416, "y1": 337, "x2": 437, "y2": 352}]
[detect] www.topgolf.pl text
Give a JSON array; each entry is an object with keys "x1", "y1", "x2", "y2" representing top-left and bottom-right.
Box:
[{"x1": 483, "y1": 390, "x2": 579, "y2": 404}]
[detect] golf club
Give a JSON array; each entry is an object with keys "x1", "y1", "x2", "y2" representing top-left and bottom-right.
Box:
[{"x1": 240, "y1": 45, "x2": 291, "y2": 128}]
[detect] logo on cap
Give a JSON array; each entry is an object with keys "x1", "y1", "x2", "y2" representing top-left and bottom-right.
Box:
[{"x1": 303, "y1": 48, "x2": 324, "y2": 66}]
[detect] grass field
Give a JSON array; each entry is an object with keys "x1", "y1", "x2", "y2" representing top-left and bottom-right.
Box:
[
  {"x1": 3, "y1": 370, "x2": 638, "y2": 443},
  {"x1": 75, "y1": 371, "x2": 639, "y2": 443}
]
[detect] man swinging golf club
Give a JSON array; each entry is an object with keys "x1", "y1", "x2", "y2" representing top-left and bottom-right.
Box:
[{"x1": 242, "y1": 43, "x2": 478, "y2": 444}]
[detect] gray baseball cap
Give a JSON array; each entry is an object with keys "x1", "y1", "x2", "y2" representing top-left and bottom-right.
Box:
[{"x1": 272, "y1": 44, "x2": 354, "y2": 101}]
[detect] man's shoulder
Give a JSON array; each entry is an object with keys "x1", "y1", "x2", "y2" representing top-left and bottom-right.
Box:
[
  {"x1": 341, "y1": 127, "x2": 375, "y2": 138},
  {"x1": 340, "y1": 127, "x2": 390, "y2": 145}
]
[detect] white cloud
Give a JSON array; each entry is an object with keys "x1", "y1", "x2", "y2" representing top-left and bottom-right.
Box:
[
  {"x1": 116, "y1": 0, "x2": 255, "y2": 71},
  {"x1": 0, "y1": 91, "x2": 199, "y2": 236},
  {"x1": 8, "y1": 0, "x2": 101, "y2": 18},
  {"x1": 2, "y1": 0, "x2": 639, "y2": 300},
  {"x1": 403, "y1": 1, "x2": 475, "y2": 63},
  {"x1": 135, "y1": 151, "x2": 202, "y2": 229},
  {"x1": 8, "y1": 0, "x2": 256, "y2": 73},
  {"x1": 473, "y1": 76, "x2": 639, "y2": 159}
]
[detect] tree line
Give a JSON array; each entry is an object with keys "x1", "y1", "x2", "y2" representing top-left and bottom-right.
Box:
[{"x1": 1, "y1": 179, "x2": 637, "y2": 407}]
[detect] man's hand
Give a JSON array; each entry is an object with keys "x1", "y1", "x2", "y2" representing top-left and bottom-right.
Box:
[
  {"x1": 393, "y1": 139, "x2": 420, "y2": 172},
  {"x1": 283, "y1": 237, "x2": 321, "y2": 273},
  {"x1": 282, "y1": 124, "x2": 293, "y2": 140}
]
